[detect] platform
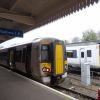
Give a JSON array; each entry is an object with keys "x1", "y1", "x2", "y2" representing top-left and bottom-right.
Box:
[{"x1": 0, "y1": 66, "x2": 76, "y2": 100}]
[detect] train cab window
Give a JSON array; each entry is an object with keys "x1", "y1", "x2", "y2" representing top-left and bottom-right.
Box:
[
  {"x1": 66, "y1": 50, "x2": 77, "y2": 58},
  {"x1": 41, "y1": 45, "x2": 49, "y2": 62},
  {"x1": 81, "y1": 52, "x2": 84, "y2": 58},
  {"x1": 87, "y1": 50, "x2": 91, "y2": 57}
]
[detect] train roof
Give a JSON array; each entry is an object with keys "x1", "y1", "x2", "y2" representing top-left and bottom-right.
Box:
[
  {"x1": 0, "y1": 37, "x2": 61, "y2": 50},
  {"x1": 66, "y1": 40, "x2": 100, "y2": 47},
  {"x1": 32, "y1": 37, "x2": 60, "y2": 43}
]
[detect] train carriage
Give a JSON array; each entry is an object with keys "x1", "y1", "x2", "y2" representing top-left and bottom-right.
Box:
[
  {"x1": 66, "y1": 41, "x2": 100, "y2": 73},
  {"x1": 0, "y1": 38, "x2": 67, "y2": 85}
]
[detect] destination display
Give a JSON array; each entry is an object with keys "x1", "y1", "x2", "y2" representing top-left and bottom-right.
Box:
[{"x1": 0, "y1": 28, "x2": 23, "y2": 37}]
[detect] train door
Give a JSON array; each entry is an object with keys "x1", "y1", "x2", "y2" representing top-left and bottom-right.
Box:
[
  {"x1": 25, "y1": 44, "x2": 32, "y2": 74},
  {"x1": 8, "y1": 48, "x2": 16, "y2": 69},
  {"x1": 80, "y1": 48, "x2": 86, "y2": 64}
]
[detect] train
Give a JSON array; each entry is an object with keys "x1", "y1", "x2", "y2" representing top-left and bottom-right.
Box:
[
  {"x1": 0, "y1": 38, "x2": 68, "y2": 85},
  {"x1": 66, "y1": 41, "x2": 100, "y2": 73}
]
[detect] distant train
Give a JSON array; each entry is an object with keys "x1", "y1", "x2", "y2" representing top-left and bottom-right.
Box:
[
  {"x1": 0, "y1": 38, "x2": 67, "y2": 85},
  {"x1": 66, "y1": 41, "x2": 100, "y2": 73}
]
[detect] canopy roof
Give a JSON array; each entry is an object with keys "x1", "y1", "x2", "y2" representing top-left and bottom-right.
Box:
[{"x1": 0, "y1": 0, "x2": 99, "y2": 42}]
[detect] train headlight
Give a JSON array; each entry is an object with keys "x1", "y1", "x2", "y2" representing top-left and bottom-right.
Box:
[
  {"x1": 42, "y1": 67, "x2": 50, "y2": 72},
  {"x1": 47, "y1": 68, "x2": 49, "y2": 72},
  {"x1": 42, "y1": 67, "x2": 47, "y2": 72}
]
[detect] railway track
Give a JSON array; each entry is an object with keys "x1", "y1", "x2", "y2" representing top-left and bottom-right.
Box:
[
  {"x1": 68, "y1": 72, "x2": 100, "y2": 87},
  {"x1": 53, "y1": 85, "x2": 97, "y2": 100},
  {"x1": 68, "y1": 69, "x2": 100, "y2": 80}
]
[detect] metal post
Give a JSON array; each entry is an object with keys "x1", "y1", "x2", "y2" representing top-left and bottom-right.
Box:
[{"x1": 81, "y1": 62, "x2": 91, "y2": 86}]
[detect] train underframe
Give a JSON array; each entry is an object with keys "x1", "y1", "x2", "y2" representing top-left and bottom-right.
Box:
[{"x1": 68, "y1": 65, "x2": 100, "y2": 75}]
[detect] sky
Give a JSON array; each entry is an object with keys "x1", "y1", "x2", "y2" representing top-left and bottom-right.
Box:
[{"x1": 0, "y1": 1, "x2": 100, "y2": 47}]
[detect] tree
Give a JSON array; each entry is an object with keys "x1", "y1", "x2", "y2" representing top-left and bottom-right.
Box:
[
  {"x1": 82, "y1": 30, "x2": 98, "y2": 42},
  {"x1": 72, "y1": 37, "x2": 81, "y2": 43}
]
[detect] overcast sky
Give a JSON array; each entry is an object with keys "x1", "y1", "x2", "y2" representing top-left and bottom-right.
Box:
[{"x1": 0, "y1": 1, "x2": 100, "y2": 47}]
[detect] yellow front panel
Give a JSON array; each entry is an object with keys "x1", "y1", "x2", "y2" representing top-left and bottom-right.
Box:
[{"x1": 55, "y1": 44, "x2": 64, "y2": 75}]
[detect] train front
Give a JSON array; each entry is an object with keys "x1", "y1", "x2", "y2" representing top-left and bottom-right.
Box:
[{"x1": 40, "y1": 39, "x2": 67, "y2": 85}]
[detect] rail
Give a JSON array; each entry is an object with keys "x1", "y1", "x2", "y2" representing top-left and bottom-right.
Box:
[{"x1": 53, "y1": 85, "x2": 97, "y2": 100}]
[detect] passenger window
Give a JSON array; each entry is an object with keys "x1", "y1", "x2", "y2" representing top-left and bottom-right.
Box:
[
  {"x1": 87, "y1": 50, "x2": 91, "y2": 57},
  {"x1": 66, "y1": 50, "x2": 77, "y2": 58},
  {"x1": 16, "y1": 50, "x2": 22, "y2": 62},
  {"x1": 81, "y1": 52, "x2": 84, "y2": 58},
  {"x1": 0, "y1": 52, "x2": 8, "y2": 60}
]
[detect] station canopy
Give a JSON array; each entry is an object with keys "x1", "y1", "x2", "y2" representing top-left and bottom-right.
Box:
[{"x1": 0, "y1": 0, "x2": 99, "y2": 42}]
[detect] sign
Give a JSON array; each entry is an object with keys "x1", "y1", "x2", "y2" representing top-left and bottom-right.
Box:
[{"x1": 0, "y1": 28, "x2": 23, "y2": 37}]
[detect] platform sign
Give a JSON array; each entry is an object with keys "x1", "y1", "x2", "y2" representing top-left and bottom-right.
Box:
[{"x1": 0, "y1": 28, "x2": 23, "y2": 37}]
